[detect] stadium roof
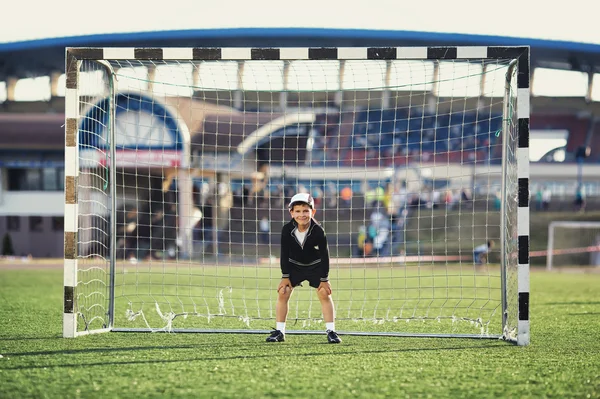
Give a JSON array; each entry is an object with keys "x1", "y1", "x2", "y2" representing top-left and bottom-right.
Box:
[{"x1": 1, "y1": 28, "x2": 600, "y2": 80}]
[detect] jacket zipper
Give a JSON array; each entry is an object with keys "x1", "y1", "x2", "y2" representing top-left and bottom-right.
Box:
[{"x1": 291, "y1": 219, "x2": 315, "y2": 249}]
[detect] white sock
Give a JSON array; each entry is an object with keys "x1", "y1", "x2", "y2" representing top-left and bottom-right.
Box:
[
  {"x1": 276, "y1": 322, "x2": 286, "y2": 334},
  {"x1": 326, "y1": 322, "x2": 335, "y2": 332}
]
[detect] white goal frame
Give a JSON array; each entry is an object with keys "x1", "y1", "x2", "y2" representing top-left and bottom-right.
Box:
[
  {"x1": 546, "y1": 221, "x2": 600, "y2": 270},
  {"x1": 63, "y1": 46, "x2": 530, "y2": 345}
]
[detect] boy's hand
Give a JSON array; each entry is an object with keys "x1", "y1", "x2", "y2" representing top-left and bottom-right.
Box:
[
  {"x1": 318, "y1": 281, "x2": 332, "y2": 295},
  {"x1": 278, "y1": 278, "x2": 292, "y2": 294}
]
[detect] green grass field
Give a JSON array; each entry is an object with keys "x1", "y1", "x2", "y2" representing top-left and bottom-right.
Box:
[{"x1": 1, "y1": 265, "x2": 599, "y2": 398}]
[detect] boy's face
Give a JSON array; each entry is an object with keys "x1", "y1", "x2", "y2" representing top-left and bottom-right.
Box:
[{"x1": 289, "y1": 203, "x2": 315, "y2": 229}]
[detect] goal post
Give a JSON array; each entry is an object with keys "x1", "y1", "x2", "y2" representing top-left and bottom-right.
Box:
[
  {"x1": 546, "y1": 221, "x2": 600, "y2": 270},
  {"x1": 63, "y1": 46, "x2": 530, "y2": 345}
]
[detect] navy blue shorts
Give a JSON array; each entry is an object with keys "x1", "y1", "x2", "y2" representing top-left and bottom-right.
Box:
[{"x1": 289, "y1": 265, "x2": 326, "y2": 289}]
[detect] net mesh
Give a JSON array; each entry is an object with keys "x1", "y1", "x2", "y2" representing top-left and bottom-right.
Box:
[
  {"x1": 76, "y1": 60, "x2": 112, "y2": 331},
  {"x1": 502, "y1": 65, "x2": 519, "y2": 340},
  {"x1": 72, "y1": 56, "x2": 519, "y2": 336}
]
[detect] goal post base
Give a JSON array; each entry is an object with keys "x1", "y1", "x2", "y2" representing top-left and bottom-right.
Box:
[
  {"x1": 111, "y1": 328, "x2": 504, "y2": 340},
  {"x1": 72, "y1": 328, "x2": 112, "y2": 337}
]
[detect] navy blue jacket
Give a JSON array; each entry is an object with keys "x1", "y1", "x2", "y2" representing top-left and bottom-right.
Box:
[{"x1": 280, "y1": 218, "x2": 330, "y2": 282}]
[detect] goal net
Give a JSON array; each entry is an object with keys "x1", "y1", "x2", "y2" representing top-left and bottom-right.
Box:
[
  {"x1": 546, "y1": 221, "x2": 600, "y2": 269},
  {"x1": 63, "y1": 47, "x2": 530, "y2": 345}
]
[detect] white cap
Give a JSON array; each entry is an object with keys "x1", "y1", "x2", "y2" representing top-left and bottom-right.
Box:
[{"x1": 288, "y1": 193, "x2": 315, "y2": 209}]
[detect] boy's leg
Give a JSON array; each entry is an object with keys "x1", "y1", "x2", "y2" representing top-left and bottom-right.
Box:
[
  {"x1": 267, "y1": 286, "x2": 293, "y2": 342},
  {"x1": 316, "y1": 287, "x2": 335, "y2": 323},
  {"x1": 317, "y1": 287, "x2": 341, "y2": 343},
  {"x1": 276, "y1": 286, "x2": 293, "y2": 324}
]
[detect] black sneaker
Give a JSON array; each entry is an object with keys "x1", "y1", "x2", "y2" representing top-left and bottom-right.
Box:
[
  {"x1": 266, "y1": 329, "x2": 285, "y2": 342},
  {"x1": 327, "y1": 330, "x2": 342, "y2": 344}
]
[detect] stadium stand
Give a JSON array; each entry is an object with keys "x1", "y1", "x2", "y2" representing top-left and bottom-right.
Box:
[{"x1": 2, "y1": 29, "x2": 600, "y2": 257}]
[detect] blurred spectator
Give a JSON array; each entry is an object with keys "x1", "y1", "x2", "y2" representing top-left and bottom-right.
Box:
[
  {"x1": 355, "y1": 225, "x2": 372, "y2": 257},
  {"x1": 389, "y1": 206, "x2": 409, "y2": 255},
  {"x1": 340, "y1": 186, "x2": 353, "y2": 207},
  {"x1": 242, "y1": 184, "x2": 250, "y2": 206},
  {"x1": 574, "y1": 185, "x2": 586, "y2": 212},
  {"x1": 431, "y1": 190, "x2": 441, "y2": 209},
  {"x1": 493, "y1": 191, "x2": 502, "y2": 211},
  {"x1": 387, "y1": 183, "x2": 406, "y2": 225},
  {"x1": 542, "y1": 186, "x2": 552, "y2": 211},
  {"x1": 259, "y1": 216, "x2": 270, "y2": 245},
  {"x1": 535, "y1": 187, "x2": 543, "y2": 211},
  {"x1": 453, "y1": 190, "x2": 462, "y2": 208},
  {"x1": 383, "y1": 183, "x2": 393, "y2": 214},
  {"x1": 474, "y1": 240, "x2": 494, "y2": 265},
  {"x1": 274, "y1": 184, "x2": 285, "y2": 208},
  {"x1": 369, "y1": 203, "x2": 391, "y2": 256},
  {"x1": 200, "y1": 181, "x2": 211, "y2": 205},
  {"x1": 194, "y1": 198, "x2": 214, "y2": 252},
  {"x1": 421, "y1": 190, "x2": 432, "y2": 209},
  {"x1": 193, "y1": 184, "x2": 203, "y2": 208},
  {"x1": 365, "y1": 185, "x2": 385, "y2": 207},
  {"x1": 297, "y1": 183, "x2": 309, "y2": 194},
  {"x1": 116, "y1": 206, "x2": 138, "y2": 259},
  {"x1": 461, "y1": 188, "x2": 472, "y2": 207},
  {"x1": 259, "y1": 185, "x2": 270, "y2": 208},
  {"x1": 444, "y1": 190, "x2": 455, "y2": 210},
  {"x1": 325, "y1": 181, "x2": 338, "y2": 208},
  {"x1": 312, "y1": 185, "x2": 324, "y2": 208}
]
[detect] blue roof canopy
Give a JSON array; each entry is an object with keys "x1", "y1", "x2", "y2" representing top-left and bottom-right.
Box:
[{"x1": 1, "y1": 28, "x2": 600, "y2": 80}]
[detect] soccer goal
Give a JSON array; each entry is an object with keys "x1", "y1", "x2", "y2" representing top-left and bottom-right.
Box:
[
  {"x1": 546, "y1": 221, "x2": 600, "y2": 270},
  {"x1": 63, "y1": 46, "x2": 530, "y2": 345}
]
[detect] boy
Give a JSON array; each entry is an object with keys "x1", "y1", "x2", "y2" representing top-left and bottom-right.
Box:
[
  {"x1": 266, "y1": 193, "x2": 341, "y2": 344},
  {"x1": 473, "y1": 240, "x2": 495, "y2": 265}
]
